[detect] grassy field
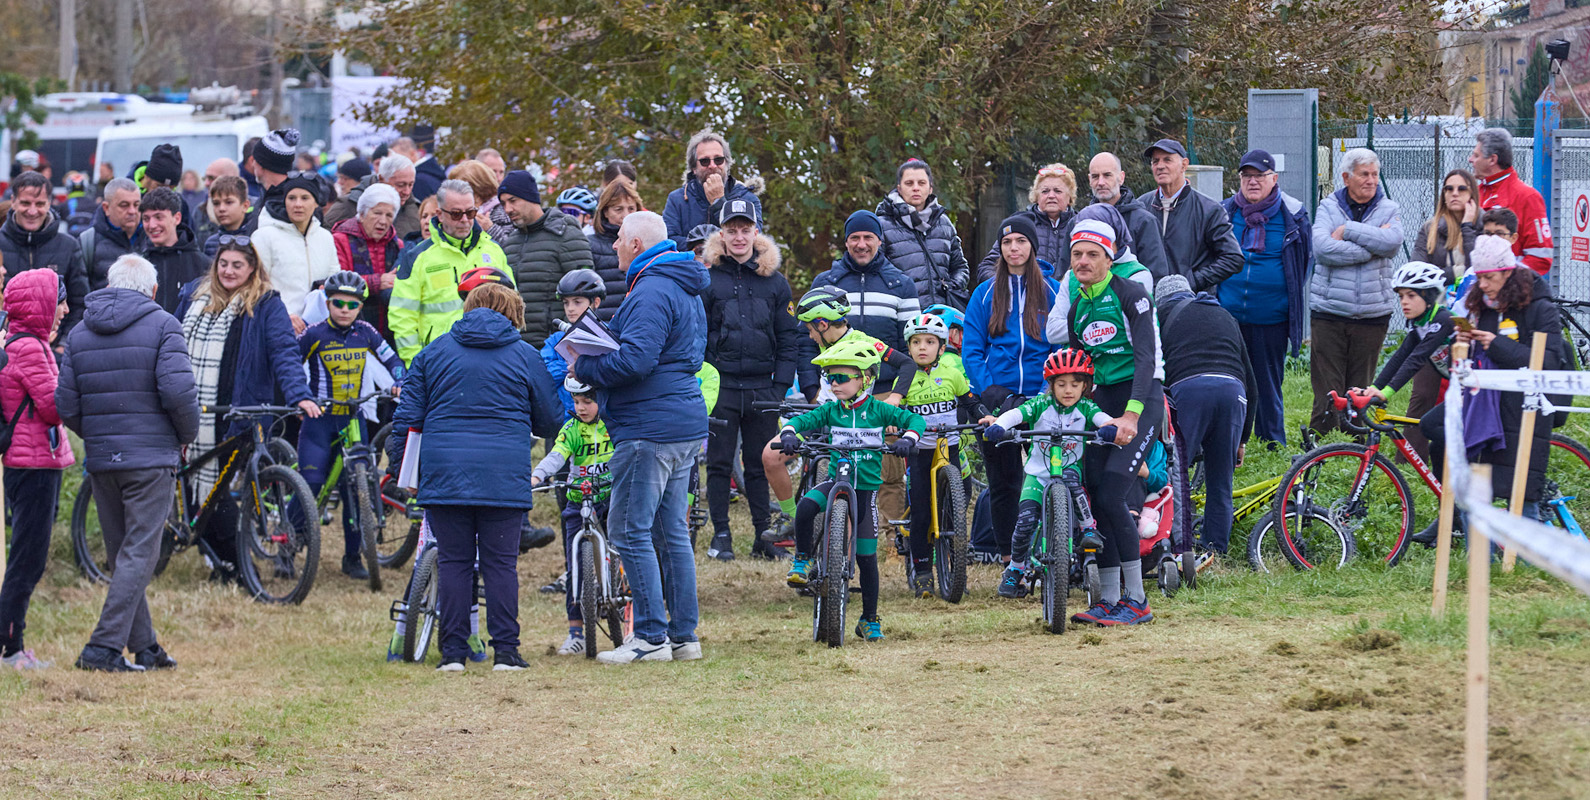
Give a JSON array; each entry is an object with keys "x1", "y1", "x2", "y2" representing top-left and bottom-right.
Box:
[{"x1": 2, "y1": 365, "x2": 1589, "y2": 799}]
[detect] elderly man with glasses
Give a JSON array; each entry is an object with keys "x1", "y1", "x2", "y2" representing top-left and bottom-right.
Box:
[
  {"x1": 388, "y1": 179, "x2": 511, "y2": 365},
  {"x1": 662, "y1": 128, "x2": 764, "y2": 249},
  {"x1": 1217, "y1": 149, "x2": 1313, "y2": 445}
]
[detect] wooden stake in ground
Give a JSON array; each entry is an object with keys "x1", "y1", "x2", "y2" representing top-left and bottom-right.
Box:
[
  {"x1": 1502, "y1": 331, "x2": 1548, "y2": 573},
  {"x1": 1432, "y1": 340, "x2": 1469, "y2": 617},
  {"x1": 1466, "y1": 463, "x2": 1493, "y2": 800}
]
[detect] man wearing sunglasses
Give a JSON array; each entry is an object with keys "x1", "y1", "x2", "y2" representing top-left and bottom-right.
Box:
[
  {"x1": 662, "y1": 128, "x2": 763, "y2": 250},
  {"x1": 388, "y1": 179, "x2": 510, "y2": 365}
]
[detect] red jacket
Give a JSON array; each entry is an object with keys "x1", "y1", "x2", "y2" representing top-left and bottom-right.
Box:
[
  {"x1": 1, "y1": 269, "x2": 75, "y2": 470},
  {"x1": 1478, "y1": 168, "x2": 1553, "y2": 275}
]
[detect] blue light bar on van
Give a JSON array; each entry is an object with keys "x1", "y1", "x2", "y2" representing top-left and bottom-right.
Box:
[{"x1": 98, "y1": 97, "x2": 126, "y2": 105}]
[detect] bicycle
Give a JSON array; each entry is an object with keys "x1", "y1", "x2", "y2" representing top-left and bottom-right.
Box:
[
  {"x1": 299, "y1": 390, "x2": 399, "y2": 592},
  {"x1": 791, "y1": 438, "x2": 890, "y2": 648},
  {"x1": 891, "y1": 423, "x2": 979, "y2": 603},
  {"x1": 537, "y1": 477, "x2": 632, "y2": 658},
  {"x1": 71, "y1": 404, "x2": 322, "y2": 605},
  {"x1": 995, "y1": 427, "x2": 1117, "y2": 633},
  {"x1": 1273, "y1": 390, "x2": 1590, "y2": 569}
]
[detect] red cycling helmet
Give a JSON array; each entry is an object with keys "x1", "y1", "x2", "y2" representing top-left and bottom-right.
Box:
[
  {"x1": 457, "y1": 267, "x2": 514, "y2": 299},
  {"x1": 1044, "y1": 348, "x2": 1094, "y2": 380}
]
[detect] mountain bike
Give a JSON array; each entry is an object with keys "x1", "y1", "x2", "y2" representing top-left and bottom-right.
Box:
[
  {"x1": 539, "y1": 478, "x2": 631, "y2": 658},
  {"x1": 1274, "y1": 390, "x2": 1590, "y2": 568},
  {"x1": 791, "y1": 438, "x2": 890, "y2": 648},
  {"x1": 889, "y1": 423, "x2": 980, "y2": 603},
  {"x1": 299, "y1": 390, "x2": 395, "y2": 592},
  {"x1": 71, "y1": 404, "x2": 322, "y2": 605}
]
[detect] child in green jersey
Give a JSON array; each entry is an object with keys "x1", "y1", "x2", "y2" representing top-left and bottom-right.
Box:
[
  {"x1": 899, "y1": 312, "x2": 980, "y2": 598},
  {"x1": 777, "y1": 338, "x2": 926, "y2": 642},
  {"x1": 532, "y1": 376, "x2": 614, "y2": 656}
]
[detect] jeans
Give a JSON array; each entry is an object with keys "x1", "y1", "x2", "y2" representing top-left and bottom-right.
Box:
[
  {"x1": 1239, "y1": 321, "x2": 1290, "y2": 444},
  {"x1": 428, "y1": 505, "x2": 524, "y2": 660},
  {"x1": 1170, "y1": 375, "x2": 1246, "y2": 554},
  {"x1": 1, "y1": 469, "x2": 63, "y2": 656},
  {"x1": 87, "y1": 468, "x2": 174, "y2": 655},
  {"x1": 606, "y1": 439, "x2": 700, "y2": 645}
]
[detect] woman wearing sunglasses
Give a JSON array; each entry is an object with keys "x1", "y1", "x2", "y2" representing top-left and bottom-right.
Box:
[
  {"x1": 252, "y1": 173, "x2": 338, "y2": 335},
  {"x1": 174, "y1": 238, "x2": 321, "y2": 582},
  {"x1": 661, "y1": 128, "x2": 763, "y2": 249}
]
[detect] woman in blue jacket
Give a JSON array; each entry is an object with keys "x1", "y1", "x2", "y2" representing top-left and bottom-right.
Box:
[
  {"x1": 387, "y1": 284, "x2": 562, "y2": 672},
  {"x1": 176, "y1": 239, "x2": 319, "y2": 580},
  {"x1": 963, "y1": 214, "x2": 1060, "y2": 561}
]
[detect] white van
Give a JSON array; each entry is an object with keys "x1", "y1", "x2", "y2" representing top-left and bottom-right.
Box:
[
  {"x1": 1, "y1": 93, "x2": 196, "y2": 184},
  {"x1": 95, "y1": 115, "x2": 270, "y2": 180}
]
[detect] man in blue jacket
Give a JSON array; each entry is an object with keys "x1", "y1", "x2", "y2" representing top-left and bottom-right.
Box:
[
  {"x1": 662, "y1": 129, "x2": 763, "y2": 249},
  {"x1": 573, "y1": 210, "x2": 709, "y2": 664},
  {"x1": 797, "y1": 210, "x2": 921, "y2": 393},
  {"x1": 1219, "y1": 150, "x2": 1312, "y2": 445}
]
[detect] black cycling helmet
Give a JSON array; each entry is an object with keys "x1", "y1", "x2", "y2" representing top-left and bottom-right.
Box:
[
  {"x1": 557, "y1": 268, "x2": 606, "y2": 300},
  {"x1": 323, "y1": 270, "x2": 368, "y2": 300},
  {"x1": 796, "y1": 285, "x2": 851, "y2": 323},
  {"x1": 685, "y1": 224, "x2": 720, "y2": 249}
]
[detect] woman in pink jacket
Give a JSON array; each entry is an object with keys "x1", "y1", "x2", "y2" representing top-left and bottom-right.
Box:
[{"x1": 0, "y1": 268, "x2": 75, "y2": 670}]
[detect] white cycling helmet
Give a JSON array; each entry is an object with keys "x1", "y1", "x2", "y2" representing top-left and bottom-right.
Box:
[
  {"x1": 1392, "y1": 261, "x2": 1446, "y2": 292},
  {"x1": 564, "y1": 375, "x2": 593, "y2": 395},
  {"x1": 903, "y1": 313, "x2": 950, "y2": 342}
]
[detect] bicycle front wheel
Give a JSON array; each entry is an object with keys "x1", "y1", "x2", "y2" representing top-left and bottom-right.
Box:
[
  {"x1": 578, "y1": 538, "x2": 600, "y2": 659},
  {"x1": 1247, "y1": 508, "x2": 1354, "y2": 572},
  {"x1": 351, "y1": 462, "x2": 382, "y2": 592},
  {"x1": 71, "y1": 480, "x2": 112, "y2": 584},
  {"x1": 403, "y1": 547, "x2": 440, "y2": 662},
  {"x1": 1274, "y1": 444, "x2": 1412, "y2": 568},
  {"x1": 1541, "y1": 434, "x2": 1590, "y2": 531},
  {"x1": 934, "y1": 465, "x2": 969, "y2": 603},
  {"x1": 818, "y1": 495, "x2": 850, "y2": 648},
  {"x1": 1041, "y1": 483, "x2": 1071, "y2": 634},
  {"x1": 237, "y1": 464, "x2": 322, "y2": 604}
]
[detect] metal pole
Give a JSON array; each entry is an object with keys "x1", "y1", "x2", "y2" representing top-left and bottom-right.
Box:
[
  {"x1": 113, "y1": 0, "x2": 133, "y2": 93},
  {"x1": 1367, "y1": 103, "x2": 1375, "y2": 151},
  {"x1": 58, "y1": 0, "x2": 77, "y2": 89},
  {"x1": 1310, "y1": 100, "x2": 1319, "y2": 218},
  {"x1": 1186, "y1": 106, "x2": 1196, "y2": 163}
]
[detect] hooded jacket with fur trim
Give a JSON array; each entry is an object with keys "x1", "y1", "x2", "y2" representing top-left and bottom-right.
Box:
[{"x1": 701, "y1": 231, "x2": 801, "y2": 391}]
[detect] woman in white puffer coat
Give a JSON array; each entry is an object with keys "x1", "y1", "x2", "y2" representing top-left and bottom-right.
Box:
[{"x1": 252, "y1": 173, "x2": 338, "y2": 331}]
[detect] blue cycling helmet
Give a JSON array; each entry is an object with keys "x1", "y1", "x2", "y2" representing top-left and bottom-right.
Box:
[
  {"x1": 922, "y1": 303, "x2": 965, "y2": 330},
  {"x1": 556, "y1": 186, "x2": 598, "y2": 213}
]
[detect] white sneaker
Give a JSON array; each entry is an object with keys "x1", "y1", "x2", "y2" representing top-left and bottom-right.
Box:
[
  {"x1": 436, "y1": 659, "x2": 465, "y2": 672},
  {"x1": 2, "y1": 649, "x2": 51, "y2": 670},
  {"x1": 556, "y1": 634, "x2": 585, "y2": 656},
  {"x1": 670, "y1": 640, "x2": 703, "y2": 661},
  {"x1": 595, "y1": 637, "x2": 673, "y2": 664}
]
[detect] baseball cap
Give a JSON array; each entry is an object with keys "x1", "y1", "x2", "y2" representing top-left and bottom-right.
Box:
[
  {"x1": 1238, "y1": 149, "x2": 1276, "y2": 173},
  {"x1": 719, "y1": 198, "x2": 759, "y2": 226},
  {"x1": 1142, "y1": 138, "x2": 1188, "y2": 160}
]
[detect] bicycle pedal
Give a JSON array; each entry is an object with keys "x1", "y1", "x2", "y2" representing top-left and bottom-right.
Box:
[
  {"x1": 388, "y1": 600, "x2": 408, "y2": 622},
  {"x1": 848, "y1": 586, "x2": 864, "y2": 594}
]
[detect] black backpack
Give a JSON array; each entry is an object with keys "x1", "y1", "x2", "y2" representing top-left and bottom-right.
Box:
[{"x1": 0, "y1": 333, "x2": 46, "y2": 455}]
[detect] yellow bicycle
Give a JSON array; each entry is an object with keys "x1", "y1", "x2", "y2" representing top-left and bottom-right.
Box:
[{"x1": 892, "y1": 423, "x2": 979, "y2": 603}]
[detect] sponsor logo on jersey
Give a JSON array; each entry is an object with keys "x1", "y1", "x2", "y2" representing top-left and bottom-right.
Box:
[
  {"x1": 1081, "y1": 320, "x2": 1117, "y2": 347},
  {"x1": 1135, "y1": 297, "x2": 1150, "y2": 314}
]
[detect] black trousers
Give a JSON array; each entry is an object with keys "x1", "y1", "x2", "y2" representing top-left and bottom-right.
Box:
[
  {"x1": 429, "y1": 505, "x2": 523, "y2": 660},
  {"x1": 706, "y1": 386, "x2": 780, "y2": 537},
  {"x1": 0, "y1": 468, "x2": 63, "y2": 656},
  {"x1": 979, "y1": 434, "x2": 1024, "y2": 558},
  {"x1": 907, "y1": 443, "x2": 959, "y2": 565},
  {"x1": 1087, "y1": 380, "x2": 1164, "y2": 568}
]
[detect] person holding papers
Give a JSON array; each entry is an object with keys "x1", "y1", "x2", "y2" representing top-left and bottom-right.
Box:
[{"x1": 542, "y1": 269, "x2": 612, "y2": 420}]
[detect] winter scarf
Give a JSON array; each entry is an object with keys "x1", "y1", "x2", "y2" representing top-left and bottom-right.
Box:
[
  {"x1": 1233, "y1": 186, "x2": 1283, "y2": 252},
  {"x1": 181, "y1": 291, "x2": 242, "y2": 496},
  {"x1": 886, "y1": 189, "x2": 938, "y2": 235}
]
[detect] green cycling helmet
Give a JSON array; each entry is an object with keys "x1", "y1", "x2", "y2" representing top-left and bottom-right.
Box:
[
  {"x1": 811, "y1": 336, "x2": 885, "y2": 374},
  {"x1": 796, "y1": 285, "x2": 851, "y2": 323}
]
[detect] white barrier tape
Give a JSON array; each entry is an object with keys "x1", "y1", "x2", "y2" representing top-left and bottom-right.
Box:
[
  {"x1": 1457, "y1": 368, "x2": 1590, "y2": 396},
  {"x1": 1445, "y1": 358, "x2": 1590, "y2": 597}
]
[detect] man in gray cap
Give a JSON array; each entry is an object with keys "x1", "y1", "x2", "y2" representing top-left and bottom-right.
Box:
[
  {"x1": 1141, "y1": 138, "x2": 1243, "y2": 293},
  {"x1": 1154, "y1": 273, "x2": 1254, "y2": 565}
]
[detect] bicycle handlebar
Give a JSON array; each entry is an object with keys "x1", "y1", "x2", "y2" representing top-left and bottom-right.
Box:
[
  {"x1": 925, "y1": 423, "x2": 985, "y2": 435},
  {"x1": 996, "y1": 428, "x2": 1117, "y2": 446},
  {"x1": 752, "y1": 400, "x2": 819, "y2": 412},
  {"x1": 796, "y1": 439, "x2": 892, "y2": 455},
  {"x1": 1328, "y1": 390, "x2": 1397, "y2": 434},
  {"x1": 202, "y1": 403, "x2": 309, "y2": 419}
]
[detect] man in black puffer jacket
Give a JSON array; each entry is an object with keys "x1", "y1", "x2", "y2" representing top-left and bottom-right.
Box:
[
  {"x1": 700, "y1": 200, "x2": 801, "y2": 559},
  {"x1": 136, "y1": 188, "x2": 210, "y2": 314},
  {"x1": 0, "y1": 172, "x2": 91, "y2": 342},
  {"x1": 875, "y1": 159, "x2": 970, "y2": 310},
  {"x1": 494, "y1": 171, "x2": 595, "y2": 348}
]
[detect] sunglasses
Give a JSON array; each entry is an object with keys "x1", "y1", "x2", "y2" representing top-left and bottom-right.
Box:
[
  {"x1": 824, "y1": 372, "x2": 861, "y2": 385},
  {"x1": 1444, "y1": 184, "x2": 1471, "y2": 193},
  {"x1": 696, "y1": 156, "x2": 727, "y2": 168},
  {"x1": 330, "y1": 298, "x2": 363, "y2": 310},
  {"x1": 217, "y1": 233, "x2": 252, "y2": 247},
  {"x1": 440, "y1": 207, "x2": 479, "y2": 221},
  {"x1": 1036, "y1": 166, "x2": 1069, "y2": 178}
]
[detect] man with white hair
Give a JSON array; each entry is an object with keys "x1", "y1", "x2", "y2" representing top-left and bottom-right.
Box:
[
  {"x1": 1309, "y1": 147, "x2": 1404, "y2": 433},
  {"x1": 572, "y1": 210, "x2": 709, "y2": 664},
  {"x1": 323, "y1": 152, "x2": 422, "y2": 239},
  {"x1": 56, "y1": 255, "x2": 200, "y2": 673},
  {"x1": 388, "y1": 179, "x2": 510, "y2": 364},
  {"x1": 1470, "y1": 127, "x2": 1552, "y2": 275},
  {"x1": 662, "y1": 128, "x2": 763, "y2": 249}
]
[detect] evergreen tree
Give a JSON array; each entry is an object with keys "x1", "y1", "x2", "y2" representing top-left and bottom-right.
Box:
[{"x1": 1512, "y1": 44, "x2": 1552, "y2": 121}]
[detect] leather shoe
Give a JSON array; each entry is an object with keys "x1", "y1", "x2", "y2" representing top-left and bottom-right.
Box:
[
  {"x1": 134, "y1": 644, "x2": 178, "y2": 671},
  {"x1": 75, "y1": 645, "x2": 145, "y2": 673}
]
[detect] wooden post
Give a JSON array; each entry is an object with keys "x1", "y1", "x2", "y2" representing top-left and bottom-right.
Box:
[
  {"x1": 1502, "y1": 331, "x2": 1549, "y2": 572},
  {"x1": 1466, "y1": 464, "x2": 1493, "y2": 800},
  {"x1": 1434, "y1": 339, "x2": 1470, "y2": 617}
]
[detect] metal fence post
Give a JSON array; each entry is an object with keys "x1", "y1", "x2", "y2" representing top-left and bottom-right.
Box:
[
  {"x1": 1367, "y1": 103, "x2": 1375, "y2": 151},
  {"x1": 1310, "y1": 101, "x2": 1319, "y2": 218},
  {"x1": 1187, "y1": 106, "x2": 1197, "y2": 163}
]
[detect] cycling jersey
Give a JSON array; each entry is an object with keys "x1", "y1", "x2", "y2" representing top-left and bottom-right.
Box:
[
  {"x1": 1373, "y1": 305, "x2": 1454, "y2": 400},
  {"x1": 1067, "y1": 272, "x2": 1164, "y2": 413},
  {"x1": 299, "y1": 318, "x2": 405, "y2": 418},
  {"x1": 902, "y1": 358, "x2": 973, "y2": 449},
  {"x1": 783, "y1": 395, "x2": 926, "y2": 490},
  {"x1": 992, "y1": 393, "x2": 1111, "y2": 478},
  {"x1": 532, "y1": 417, "x2": 614, "y2": 502}
]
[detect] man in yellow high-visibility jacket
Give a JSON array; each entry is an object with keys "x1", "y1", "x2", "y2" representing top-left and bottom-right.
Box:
[{"x1": 388, "y1": 179, "x2": 512, "y2": 364}]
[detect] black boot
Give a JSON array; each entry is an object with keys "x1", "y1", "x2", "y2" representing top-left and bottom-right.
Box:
[
  {"x1": 1411, "y1": 515, "x2": 1465, "y2": 547},
  {"x1": 75, "y1": 645, "x2": 144, "y2": 673},
  {"x1": 342, "y1": 554, "x2": 370, "y2": 580}
]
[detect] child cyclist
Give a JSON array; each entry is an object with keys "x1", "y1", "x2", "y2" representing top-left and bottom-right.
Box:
[
  {"x1": 981, "y1": 349, "x2": 1113, "y2": 599},
  {"x1": 542, "y1": 268, "x2": 608, "y2": 421},
  {"x1": 761, "y1": 286, "x2": 918, "y2": 539},
  {"x1": 298, "y1": 270, "x2": 406, "y2": 580},
  {"x1": 531, "y1": 376, "x2": 615, "y2": 655},
  {"x1": 921, "y1": 303, "x2": 965, "y2": 373},
  {"x1": 898, "y1": 312, "x2": 980, "y2": 597},
  {"x1": 779, "y1": 339, "x2": 926, "y2": 641},
  {"x1": 1359, "y1": 260, "x2": 1455, "y2": 546}
]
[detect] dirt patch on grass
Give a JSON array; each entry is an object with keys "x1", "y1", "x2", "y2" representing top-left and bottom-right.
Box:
[{"x1": 1342, "y1": 628, "x2": 1403, "y2": 652}]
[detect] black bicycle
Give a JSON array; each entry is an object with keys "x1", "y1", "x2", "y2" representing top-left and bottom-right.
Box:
[{"x1": 71, "y1": 404, "x2": 323, "y2": 605}]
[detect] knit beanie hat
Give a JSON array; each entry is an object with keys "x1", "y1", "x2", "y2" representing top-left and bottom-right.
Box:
[
  {"x1": 1153, "y1": 274, "x2": 1193, "y2": 310},
  {"x1": 338, "y1": 158, "x2": 373, "y2": 181},
  {"x1": 1070, "y1": 218, "x2": 1118, "y2": 255},
  {"x1": 1471, "y1": 234, "x2": 1519, "y2": 274},
  {"x1": 997, "y1": 214, "x2": 1039, "y2": 249},
  {"x1": 145, "y1": 144, "x2": 183, "y2": 186},
  {"x1": 844, "y1": 209, "x2": 883, "y2": 239},
  {"x1": 280, "y1": 172, "x2": 323, "y2": 205},
  {"x1": 498, "y1": 170, "x2": 541, "y2": 205},
  {"x1": 254, "y1": 128, "x2": 300, "y2": 176}
]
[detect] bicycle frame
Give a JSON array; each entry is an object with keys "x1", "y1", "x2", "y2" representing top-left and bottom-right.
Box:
[
  {"x1": 175, "y1": 413, "x2": 281, "y2": 563},
  {"x1": 566, "y1": 482, "x2": 626, "y2": 612}
]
